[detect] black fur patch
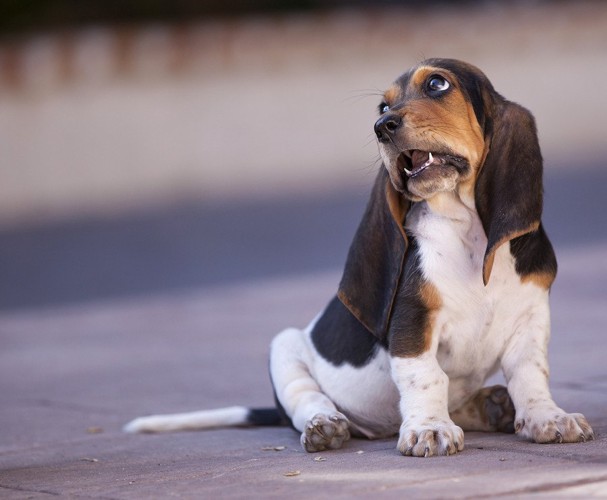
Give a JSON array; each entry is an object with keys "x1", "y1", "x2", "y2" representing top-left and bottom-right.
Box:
[
  {"x1": 387, "y1": 235, "x2": 431, "y2": 357},
  {"x1": 311, "y1": 296, "x2": 382, "y2": 367},
  {"x1": 337, "y1": 170, "x2": 409, "y2": 338},
  {"x1": 247, "y1": 407, "x2": 288, "y2": 427},
  {"x1": 510, "y1": 223, "x2": 557, "y2": 278}
]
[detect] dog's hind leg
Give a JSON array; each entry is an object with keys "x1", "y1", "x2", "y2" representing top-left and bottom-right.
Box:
[
  {"x1": 450, "y1": 385, "x2": 515, "y2": 433},
  {"x1": 270, "y1": 327, "x2": 351, "y2": 452}
]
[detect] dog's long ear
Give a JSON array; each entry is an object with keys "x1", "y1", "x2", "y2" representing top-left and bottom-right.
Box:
[
  {"x1": 337, "y1": 168, "x2": 409, "y2": 339},
  {"x1": 476, "y1": 100, "x2": 543, "y2": 285}
]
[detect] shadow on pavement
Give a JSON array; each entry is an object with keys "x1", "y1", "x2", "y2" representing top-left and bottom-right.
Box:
[{"x1": 1, "y1": 166, "x2": 605, "y2": 311}]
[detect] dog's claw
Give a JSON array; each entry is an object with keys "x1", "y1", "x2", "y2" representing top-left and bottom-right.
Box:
[
  {"x1": 518, "y1": 409, "x2": 594, "y2": 444},
  {"x1": 397, "y1": 421, "x2": 464, "y2": 458}
]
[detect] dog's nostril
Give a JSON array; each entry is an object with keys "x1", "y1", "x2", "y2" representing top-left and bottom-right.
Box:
[
  {"x1": 385, "y1": 119, "x2": 399, "y2": 131},
  {"x1": 374, "y1": 114, "x2": 402, "y2": 141}
]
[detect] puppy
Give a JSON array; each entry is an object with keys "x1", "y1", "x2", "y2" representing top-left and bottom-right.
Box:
[{"x1": 125, "y1": 58, "x2": 594, "y2": 457}]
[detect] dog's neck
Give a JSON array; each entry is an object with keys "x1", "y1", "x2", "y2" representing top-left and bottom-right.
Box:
[
  {"x1": 408, "y1": 189, "x2": 486, "y2": 258},
  {"x1": 422, "y1": 189, "x2": 477, "y2": 223}
]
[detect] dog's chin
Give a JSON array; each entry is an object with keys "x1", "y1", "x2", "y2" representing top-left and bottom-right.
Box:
[{"x1": 405, "y1": 165, "x2": 460, "y2": 200}]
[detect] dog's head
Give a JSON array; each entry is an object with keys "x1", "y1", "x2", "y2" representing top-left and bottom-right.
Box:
[
  {"x1": 374, "y1": 59, "x2": 490, "y2": 202},
  {"x1": 338, "y1": 59, "x2": 546, "y2": 338}
]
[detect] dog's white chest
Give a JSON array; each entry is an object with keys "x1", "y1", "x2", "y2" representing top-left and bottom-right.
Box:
[{"x1": 406, "y1": 196, "x2": 518, "y2": 388}]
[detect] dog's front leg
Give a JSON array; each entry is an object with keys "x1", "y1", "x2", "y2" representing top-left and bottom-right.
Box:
[
  {"x1": 391, "y1": 353, "x2": 464, "y2": 457},
  {"x1": 501, "y1": 297, "x2": 594, "y2": 444}
]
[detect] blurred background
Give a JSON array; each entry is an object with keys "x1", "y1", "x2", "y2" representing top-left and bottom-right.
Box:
[{"x1": 1, "y1": 0, "x2": 606, "y2": 311}]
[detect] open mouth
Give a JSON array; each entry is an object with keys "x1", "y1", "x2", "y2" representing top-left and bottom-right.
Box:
[{"x1": 398, "y1": 150, "x2": 467, "y2": 178}]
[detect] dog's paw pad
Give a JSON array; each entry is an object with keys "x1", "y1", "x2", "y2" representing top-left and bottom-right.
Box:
[
  {"x1": 301, "y1": 413, "x2": 350, "y2": 452},
  {"x1": 485, "y1": 385, "x2": 516, "y2": 433}
]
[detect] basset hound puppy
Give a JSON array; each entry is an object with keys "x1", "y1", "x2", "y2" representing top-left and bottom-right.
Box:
[{"x1": 125, "y1": 58, "x2": 594, "y2": 457}]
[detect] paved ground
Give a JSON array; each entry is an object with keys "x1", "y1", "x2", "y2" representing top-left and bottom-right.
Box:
[
  {"x1": 0, "y1": 264, "x2": 606, "y2": 498},
  {"x1": 1, "y1": 168, "x2": 606, "y2": 498},
  {"x1": 0, "y1": 263, "x2": 606, "y2": 499}
]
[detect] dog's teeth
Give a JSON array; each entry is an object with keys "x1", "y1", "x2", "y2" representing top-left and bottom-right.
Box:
[
  {"x1": 404, "y1": 168, "x2": 412, "y2": 176},
  {"x1": 423, "y1": 152, "x2": 434, "y2": 168}
]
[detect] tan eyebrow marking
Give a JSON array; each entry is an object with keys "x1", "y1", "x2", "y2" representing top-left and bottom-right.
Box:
[{"x1": 383, "y1": 85, "x2": 400, "y2": 104}]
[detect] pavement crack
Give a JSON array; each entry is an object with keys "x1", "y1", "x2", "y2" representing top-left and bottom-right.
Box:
[
  {"x1": 0, "y1": 483, "x2": 119, "y2": 500},
  {"x1": 26, "y1": 398, "x2": 119, "y2": 415},
  {"x1": 0, "y1": 483, "x2": 61, "y2": 496}
]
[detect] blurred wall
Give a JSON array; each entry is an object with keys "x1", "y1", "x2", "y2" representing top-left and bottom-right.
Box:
[{"x1": 1, "y1": 1, "x2": 606, "y2": 226}]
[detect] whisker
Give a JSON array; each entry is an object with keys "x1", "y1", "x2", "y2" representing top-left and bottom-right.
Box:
[
  {"x1": 415, "y1": 52, "x2": 428, "y2": 65},
  {"x1": 357, "y1": 155, "x2": 383, "y2": 176},
  {"x1": 342, "y1": 88, "x2": 384, "y2": 105},
  {"x1": 363, "y1": 134, "x2": 379, "y2": 149}
]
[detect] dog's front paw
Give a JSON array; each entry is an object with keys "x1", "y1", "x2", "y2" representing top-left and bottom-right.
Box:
[
  {"x1": 397, "y1": 420, "x2": 464, "y2": 457},
  {"x1": 301, "y1": 412, "x2": 351, "y2": 452},
  {"x1": 516, "y1": 407, "x2": 594, "y2": 444}
]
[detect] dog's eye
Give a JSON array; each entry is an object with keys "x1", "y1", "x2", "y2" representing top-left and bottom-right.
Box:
[
  {"x1": 379, "y1": 103, "x2": 390, "y2": 114},
  {"x1": 426, "y1": 75, "x2": 450, "y2": 94}
]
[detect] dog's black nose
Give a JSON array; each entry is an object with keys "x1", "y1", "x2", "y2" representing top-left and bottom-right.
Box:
[{"x1": 374, "y1": 113, "x2": 402, "y2": 142}]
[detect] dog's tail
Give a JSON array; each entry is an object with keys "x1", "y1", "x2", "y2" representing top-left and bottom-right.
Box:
[{"x1": 123, "y1": 406, "x2": 286, "y2": 433}]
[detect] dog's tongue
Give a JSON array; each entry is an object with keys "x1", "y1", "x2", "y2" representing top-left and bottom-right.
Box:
[
  {"x1": 411, "y1": 150, "x2": 431, "y2": 170},
  {"x1": 404, "y1": 150, "x2": 444, "y2": 177}
]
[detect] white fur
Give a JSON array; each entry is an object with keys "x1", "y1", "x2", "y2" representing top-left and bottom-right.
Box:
[
  {"x1": 391, "y1": 353, "x2": 465, "y2": 456},
  {"x1": 123, "y1": 406, "x2": 249, "y2": 433},
  {"x1": 270, "y1": 322, "x2": 400, "y2": 439}
]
